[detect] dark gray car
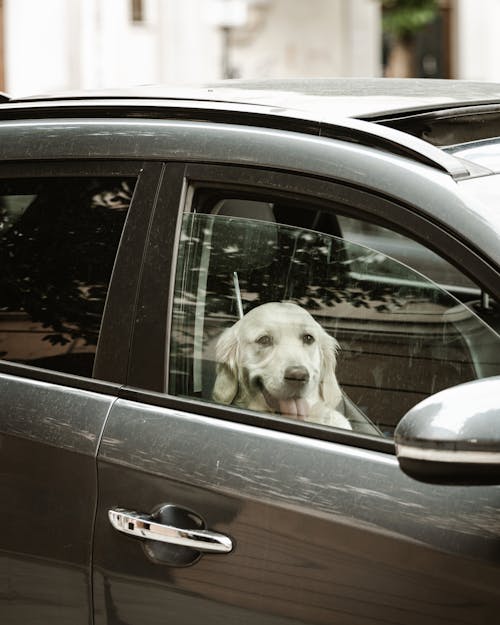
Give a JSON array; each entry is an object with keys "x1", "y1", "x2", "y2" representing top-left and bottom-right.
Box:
[{"x1": 2, "y1": 78, "x2": 500, "y2": 625}]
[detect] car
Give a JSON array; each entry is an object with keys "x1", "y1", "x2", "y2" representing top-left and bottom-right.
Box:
[{"x1": 2, "y1": 77, "x2": 500, "y2": 625}]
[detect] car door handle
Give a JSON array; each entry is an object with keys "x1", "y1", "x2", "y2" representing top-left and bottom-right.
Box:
[{"x1": 108, "y1": 507, "x2": 233, "y2": 554}]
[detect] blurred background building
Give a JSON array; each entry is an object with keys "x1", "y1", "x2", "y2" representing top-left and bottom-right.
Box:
[{"x1": 0, "y1": 0, "x2": 498, "y2": 96}]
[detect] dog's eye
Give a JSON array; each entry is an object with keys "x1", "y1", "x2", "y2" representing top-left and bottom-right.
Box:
[
  {"x1": 302, "y1": 333, "x2": 315, "y2": 345},
  {"x1": 256, "y1": 335, "x2": 273, "y2": 346}
]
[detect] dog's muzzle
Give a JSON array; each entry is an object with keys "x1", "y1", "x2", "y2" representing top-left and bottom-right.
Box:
[{"x1": 255, "y1": 367, "x2": 310, "y2": 418}]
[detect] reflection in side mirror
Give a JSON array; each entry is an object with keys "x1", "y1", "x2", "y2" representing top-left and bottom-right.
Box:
[{"x1": 395, "y1": 377, "x2": 500, "y2": 485}]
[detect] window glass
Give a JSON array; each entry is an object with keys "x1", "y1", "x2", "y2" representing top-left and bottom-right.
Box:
[
  {"x1": 0, "y1": 177, "x2": 135, "y2": 376},
  {"x1": 170, "y1": 210, "x2": 500, "y2": 437},
  {"x1": 337, "y1": 215, "x2": 477, "y2": 292}
]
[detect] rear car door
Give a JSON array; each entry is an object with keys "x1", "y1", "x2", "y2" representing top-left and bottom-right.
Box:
[
  {"x1": 94, "y1": 165, "x2": 500, "y2": 625},
  {"x1": 0, "y1": 161, "x2": 161, "y2": 623}
]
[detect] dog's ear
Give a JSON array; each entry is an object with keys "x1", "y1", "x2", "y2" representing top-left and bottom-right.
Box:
[
  {"x1": 212, "y1": 324, "x2": 239, "y2": 405},
  {"x1": 318, "y1": 330, "x2": 342, "y2": 409}
]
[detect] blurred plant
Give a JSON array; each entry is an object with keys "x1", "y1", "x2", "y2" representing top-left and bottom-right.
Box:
[
  {"x1": 381, "y1": 0, "x2": 440, "y2": 77},
  {"x1": 382, "y1": 0, "x2": 440, "y2": 41}
]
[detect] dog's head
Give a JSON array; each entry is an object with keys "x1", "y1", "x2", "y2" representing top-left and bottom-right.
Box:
[{"x1": 213, "y1": 302, "x2": 342, "y2": 417}]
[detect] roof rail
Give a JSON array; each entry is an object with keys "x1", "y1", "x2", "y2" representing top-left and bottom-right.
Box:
[
  {"x1": 0, "y1": 97, "x2": 470, "y2": 179},
  {"x1": 0, "y1": 92, "x2": 9, "y2": 103},
  {"x1": 319, "y1": 117, "x2": 470, "y2": 180}
]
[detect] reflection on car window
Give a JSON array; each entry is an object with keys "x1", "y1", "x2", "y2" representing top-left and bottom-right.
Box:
[
  {"x1": 0, "y1": 177, "x2": 135, "y2": 377},
  {"x1": 170, "y1": 211, "x2": 500, "y2": 437},
  {"x1": 337, "y1": 215, "x2": 477, "y2": 291}
]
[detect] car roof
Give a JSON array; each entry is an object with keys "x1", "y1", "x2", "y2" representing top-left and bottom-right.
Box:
[{"x1": 10, "y1": 77, "x2": 500, "y2": 119}]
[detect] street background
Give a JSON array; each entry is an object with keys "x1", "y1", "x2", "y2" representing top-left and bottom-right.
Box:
[{"x1": 0, "y1": 0, "x2": 498, "y2": 96}]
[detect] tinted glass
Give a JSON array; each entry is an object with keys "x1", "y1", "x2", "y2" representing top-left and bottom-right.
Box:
[{"x1": 0, "y1": 178, "x2": 135, "y2": 376}]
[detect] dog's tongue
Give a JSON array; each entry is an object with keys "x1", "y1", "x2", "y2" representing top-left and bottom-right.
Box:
[{"x1": 279, "y1": 398, "x2": 309, "y2": 419}]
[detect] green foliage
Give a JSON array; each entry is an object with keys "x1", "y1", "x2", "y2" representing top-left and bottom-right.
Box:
[{"x1": 382, "y1": 0, "x2": 439, "y2": 39}]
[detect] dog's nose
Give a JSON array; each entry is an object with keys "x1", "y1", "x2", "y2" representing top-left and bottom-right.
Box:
[{"x1": 284, "y1": 366, "x2": 309, "y2": 384}]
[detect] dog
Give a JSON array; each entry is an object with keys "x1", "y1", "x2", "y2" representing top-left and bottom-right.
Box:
[{"x1": 212, "y1": 302, "x2": 351, "y2": 429}]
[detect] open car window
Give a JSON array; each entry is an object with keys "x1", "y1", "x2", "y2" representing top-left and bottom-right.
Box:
[{"x1": 169, "y1": 210, "x2": 500, "y2": 437}]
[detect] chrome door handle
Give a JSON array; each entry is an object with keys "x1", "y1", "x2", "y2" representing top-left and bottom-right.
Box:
[{"x1": 108, "y1": 507, "x2": 233, "y2": 554}]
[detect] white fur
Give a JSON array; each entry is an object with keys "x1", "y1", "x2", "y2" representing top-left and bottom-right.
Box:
[{"x1": 213, "y1": 302, "x2": 351, "y2": 430}]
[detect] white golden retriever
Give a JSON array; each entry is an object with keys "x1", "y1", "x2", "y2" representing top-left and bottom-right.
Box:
[{"x1": 213, "y1": 302, "x2": 351, "y2": 429}]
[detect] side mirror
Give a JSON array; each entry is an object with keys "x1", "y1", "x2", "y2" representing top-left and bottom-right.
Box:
[{"x1": 394, "y1": 377, "x2": 500, "y2": 485}]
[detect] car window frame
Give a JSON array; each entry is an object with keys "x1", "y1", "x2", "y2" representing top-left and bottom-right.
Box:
[
  {"x1": 126, "y1": 162, "x2": 500, "y2": 452},
  {"x1": 0, "y1": 160, "x2": 164, "y2": 393}
]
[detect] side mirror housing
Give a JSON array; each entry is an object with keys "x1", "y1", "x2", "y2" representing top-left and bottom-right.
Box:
[{"x1": 395, "y1": 377, "x2": 500, "y2": 484}]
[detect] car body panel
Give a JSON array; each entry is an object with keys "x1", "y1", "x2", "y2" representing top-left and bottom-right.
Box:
[
  {"x1": 0, "y1": 372, "x2": 117, "y2": 623},
  {"x1": 94, "y1": 397, "x2": 500, "y2": 625}
]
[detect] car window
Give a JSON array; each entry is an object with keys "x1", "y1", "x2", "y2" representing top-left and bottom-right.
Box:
[
  {"x1": 0, "y1": 177, "x2": 135, "y2": 377},
  {"x1": 169, "y1": 202, "x2": 500, "y2": 438}
]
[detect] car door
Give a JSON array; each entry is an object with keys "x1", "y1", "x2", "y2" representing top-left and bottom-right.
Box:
[
  {"x1": 93, "y1": 165, "x2": 500, "y2": 625},
  {"x1": 0, "y1": 161, "x2": 162, "y2": 623}
]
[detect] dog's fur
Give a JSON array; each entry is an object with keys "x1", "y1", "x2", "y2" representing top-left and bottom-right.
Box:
[{"x1": 213, "y1": 302, "x2": 351, "y2": 429}]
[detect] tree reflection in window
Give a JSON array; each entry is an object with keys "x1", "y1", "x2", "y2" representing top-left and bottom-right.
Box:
[{"x1": 0, "y1": 178, "x2": 135, "y2": 375}]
